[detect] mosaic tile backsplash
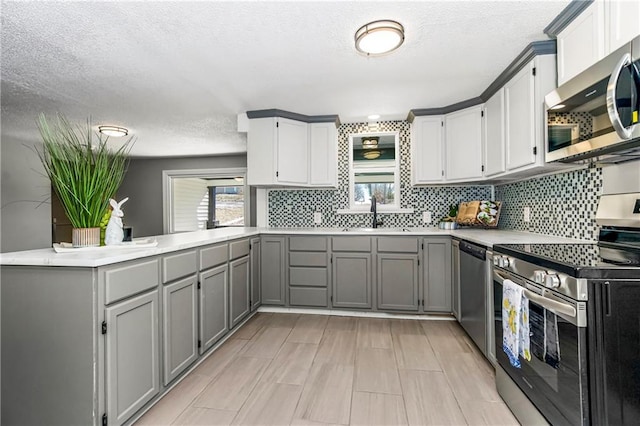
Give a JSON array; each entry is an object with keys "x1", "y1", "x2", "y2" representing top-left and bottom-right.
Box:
[
  {"x1": 268, "y1": 120, "x2": 603, "y2": 240},
  {"x1": 495, "y1": 165, "x2": 603, "y2": 241},
  {"x1": 268, "y1": 120, "x2": 491, "y2": 228}
]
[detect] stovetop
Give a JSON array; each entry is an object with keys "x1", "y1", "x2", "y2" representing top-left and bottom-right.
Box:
[{"x1": 493, "y1": 243, "x2": 640, "y2": 279}]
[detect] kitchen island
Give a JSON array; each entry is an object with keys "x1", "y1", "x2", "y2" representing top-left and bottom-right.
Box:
[{"x1": 0, "y1": 227, "x2": 588, "y2": 425}]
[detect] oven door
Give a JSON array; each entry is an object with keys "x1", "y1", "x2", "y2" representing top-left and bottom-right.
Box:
[{"x1": 493, "y1": 269, "x2": 590, "y2": 426}]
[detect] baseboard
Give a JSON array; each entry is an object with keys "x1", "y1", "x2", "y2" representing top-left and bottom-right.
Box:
[{"x1": 257, "y1": 305, "x2": 456, "y2": 321}]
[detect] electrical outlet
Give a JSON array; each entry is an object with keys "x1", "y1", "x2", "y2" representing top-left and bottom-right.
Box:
[
  {"x1": 313, "y1": 212, "x2": 322, "y2": 225},
  {"x1": 423, "y1": 211, "x2": 432, "y2": 224},
  {"x1": 523, "y1": 206, "x2": 531, "y2": 223}
]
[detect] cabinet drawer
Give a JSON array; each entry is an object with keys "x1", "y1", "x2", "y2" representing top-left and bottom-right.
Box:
[
  {"x1": 200, "y1": 243, "x2": 228, "y2": 270},
  {"x1": 377, "y1": 237, "x2": 419, "y2": 253},
  {"x1": 289, "y1": 236, "x2": 327, "y2": 252},
  {"x1": 289, "y1": 267, "x2": 327, "y2": 287},
  {"x1": 332, "y1": 236, "x2": 371, "y2": 252},
  {"x1": 104, "y1": 259, "x2": 159, "y2": 305},
  {"x1": 229, "y1": 239, "x2": 250, "y2": 260},
  {"x1": 289, "y1": 287, "x2": 328, "y2": 307},
  {"x1": 162, "y1": 250, "x2": 198, "y2": 283},
  {"x1": 289, "y1": 252, "x2": 327, "y2": 267}
]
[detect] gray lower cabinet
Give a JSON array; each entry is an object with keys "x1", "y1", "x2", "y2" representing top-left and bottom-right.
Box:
[
  {"x1": 377, "y1": 253, "x2": 419, "y2": 311},
  {"x1": 250, "y1": 237, "x2": 261, "y2": 311},
  {"x1": 230, "y1": 256, "x2": 250, "y2": 328},
  {"x1": 199, "y1": 264, "x2": 228, "y2": 354},
  {"x1": 261, "y1": 236, "x2": 286, "y2": 305},
  {"x1": 422, "y1": 237, "x2": 452, "y2": 312},
  {"x1": 332, "y1": 253, "x2": 372, "y2": 308},
  {"x1": 105, "y1": 289, "x2": 160, "y2": 425},
  {"x1": 162, "y1": 275, "x2": 198, "y2": 385},
  {"x1": 376, "y1": 237, "x2": 420, "y2": 311},
  {"x1": 288, "y1": 236, "x2": 329, "y2": 307}
]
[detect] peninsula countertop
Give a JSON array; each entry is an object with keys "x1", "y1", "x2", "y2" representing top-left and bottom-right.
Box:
[{"x1": 0, "y1": 227, "x2": 591, "y2": 268}]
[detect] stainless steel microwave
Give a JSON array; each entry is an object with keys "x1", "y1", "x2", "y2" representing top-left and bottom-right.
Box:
[{"x1": 545, "y1": 36, "x2": 640, "y2": 163}]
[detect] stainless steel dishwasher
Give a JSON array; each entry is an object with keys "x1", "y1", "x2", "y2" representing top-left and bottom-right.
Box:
[{"x1": 459, "y1": 240, "x2": 487, "y2": 355}]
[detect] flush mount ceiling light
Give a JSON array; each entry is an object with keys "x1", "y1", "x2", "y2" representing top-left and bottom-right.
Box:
[
  {"x1": 550, "y1": 104, "x2": 566, "y2": 110},
  {"x1": 367, "y1": 114, "x2": 381, "y2": 120},
  {"x1": 98, "y1": 125, "x2": 128, "y2": 137},
  {"x1": 362, "y1": 136, "x2": 379, "y2": 149},
  {"x1": 363, "y1": 150, "x2": 381, "y2": 160},
  {"x1": 355, "y1": 20, "x2": 404, "y2": 56}
]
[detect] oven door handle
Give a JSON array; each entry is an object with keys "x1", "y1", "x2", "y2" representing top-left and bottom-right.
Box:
[
  {"x1": 522, "y1": 288, "x2": 577, "y2": 318},
  {"x1": 493, "y1": 270, "x2": 577, "y2": 319}
]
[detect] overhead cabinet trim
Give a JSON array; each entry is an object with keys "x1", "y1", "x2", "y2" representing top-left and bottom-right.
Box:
[
  {"x1": 408, "y1": 40, "x2": 556, "y2": 121},
  {"x1": 246, "y1": 109, "x2": 340, "y2": 126}
]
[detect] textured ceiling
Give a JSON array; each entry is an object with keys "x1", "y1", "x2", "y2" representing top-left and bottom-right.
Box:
[{"x1": 1, "y1": 1, "x2": 570, "y2": 157}]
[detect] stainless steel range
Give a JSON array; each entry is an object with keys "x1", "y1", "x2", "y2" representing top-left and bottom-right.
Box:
[{"x1": 492, "y1": 192, "x2": 640, "y2": 426}]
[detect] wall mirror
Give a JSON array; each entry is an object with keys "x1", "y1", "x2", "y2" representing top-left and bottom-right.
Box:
[{"x1": 348, "y1": 131, "x2": 400, "y2": 210}]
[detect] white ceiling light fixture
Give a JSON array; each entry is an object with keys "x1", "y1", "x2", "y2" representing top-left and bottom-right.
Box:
[
  {"x1": 355, "y1": 20, "x2": 405, "y2": 56},
  {"x1": 549, "y1": 104, "x2": 566, "y2": 110},
  {"x1": 98, "y1": 125, "x2": 129, "y2": 137},
  {"x1": 367, "y1": 114, "x2": 381, "y2": 120}
]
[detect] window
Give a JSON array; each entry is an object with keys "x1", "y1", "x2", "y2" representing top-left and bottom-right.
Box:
[
  {"x1": 349, "y1": 132, "x2": 400, "y2": 211},
  {"x1": 198, "y1": 179, "x2": 245, "y2": 227},
  {"x1": 163, "y1": 168, "x2": 248, "y2": 234}
]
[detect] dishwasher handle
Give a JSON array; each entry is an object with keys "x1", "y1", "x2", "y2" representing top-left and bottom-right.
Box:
[{"x1": 459, "y1": 241, "x2": 487, "y2": 260}]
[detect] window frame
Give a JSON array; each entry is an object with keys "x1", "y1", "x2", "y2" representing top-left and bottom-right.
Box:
[
  {"x1": 348, "y1": 131, "x2": 401, "y2": 211},
  {"x1": 162, "y1": 167, "x2": 248, "y2": 234}
]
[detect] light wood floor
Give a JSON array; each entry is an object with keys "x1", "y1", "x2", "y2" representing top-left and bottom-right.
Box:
[{"x1": 136, "y1": 313, "x2": 519, "y2": 426}]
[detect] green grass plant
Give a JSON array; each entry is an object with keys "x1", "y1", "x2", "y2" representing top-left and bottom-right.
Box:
[{"x1": 36, "y1": 113, "x2": 133, "y2": 229}]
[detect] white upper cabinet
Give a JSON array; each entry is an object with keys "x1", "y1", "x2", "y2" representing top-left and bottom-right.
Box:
[
  {"x1": 557, "y1": 0, "x2": 605, "y2": 86},
  {"x1": 504, "y1": 56, "x2": 556, "y2": 173},
  {"x1": 505, "y1": 63, "x2": 536, "y2": 170},
  {"x1": 483, "y1": 88, "x2": 505, "y2": 177},
  {"x1": 247, "y1": 116, "x2": 337, "y2": 187},
  {"x1": 309, "y1": 122, "x2": 337, "y2": 187},
  {"x1": 607, "y1": 0, "x2": 640, "y2": 53},
  {"x1": 276, "y1": 118, "x2": 308, "y2": 185},
  {"x1": 247, "y1": 117, "x2": 278, "y2": 186},
  {"x1": 557, "y1": 0, "x2": 640, "y2": 86},
  {"x1": 445, "y1": 105, "x2": 483, "y2": 181},
  {"x1": 411, "y1": 115, "x2": 445, "y2": 184}
]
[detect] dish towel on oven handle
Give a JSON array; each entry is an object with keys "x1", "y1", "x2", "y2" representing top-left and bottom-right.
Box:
[{"x1": 502, "y1": 279, "x2": 531, "y2": 368}]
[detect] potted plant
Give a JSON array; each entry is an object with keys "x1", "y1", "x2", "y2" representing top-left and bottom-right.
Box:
[
  {"x1": 438, "y1": 204, "x2": 459, "y2": 229},
  {"x1": 36, "y1": 113, "x2": 133, "y2": 247}
]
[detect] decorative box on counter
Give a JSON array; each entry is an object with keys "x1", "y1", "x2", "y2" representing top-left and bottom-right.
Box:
[{"x1": 456, "y1": 200, "x2": 502, "y2": 227}]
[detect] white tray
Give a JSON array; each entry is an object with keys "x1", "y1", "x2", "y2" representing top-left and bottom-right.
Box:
[{"x1": 53, "y1": 238, "x2": 158, "y2": 253}]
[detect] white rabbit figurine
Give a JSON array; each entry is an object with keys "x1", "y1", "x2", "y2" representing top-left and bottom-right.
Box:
[{"x1": 104, "y1": 197, "x2": 129, "y2": 246}]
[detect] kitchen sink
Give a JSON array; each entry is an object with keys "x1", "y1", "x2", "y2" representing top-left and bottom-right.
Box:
[{"x1": 341, "y1": 227, "x2": 411, "y2": 233}]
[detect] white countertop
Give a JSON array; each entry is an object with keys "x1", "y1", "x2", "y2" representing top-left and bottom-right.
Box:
[
  {"x1": 263, "y1": 227, "x2": 591, "y2": 248},
  {"x1": 0, "y1": 227, "x2": 261, "y2": 268},
  {"x1": 0, "y1": 227, "x2": 591, "y2": 268}
]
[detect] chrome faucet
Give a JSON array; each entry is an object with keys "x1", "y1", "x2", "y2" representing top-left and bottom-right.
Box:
[{"x1": 370, "y1": 196, "x2": 383, "y2": 228}]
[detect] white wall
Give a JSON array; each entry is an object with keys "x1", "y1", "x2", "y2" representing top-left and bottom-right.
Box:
[{"x1": 0, "y1": 136, "x2": 51, "y2": 252}]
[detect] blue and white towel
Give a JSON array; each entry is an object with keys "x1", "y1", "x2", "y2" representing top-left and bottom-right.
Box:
[{"x1": 502, "y1": 279, "x2": 531, "y2": 368}]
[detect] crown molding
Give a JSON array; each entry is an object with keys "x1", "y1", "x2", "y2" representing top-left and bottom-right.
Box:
[{"x1": 246, "y1": 109, "x2": 341, "y2": 126}]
